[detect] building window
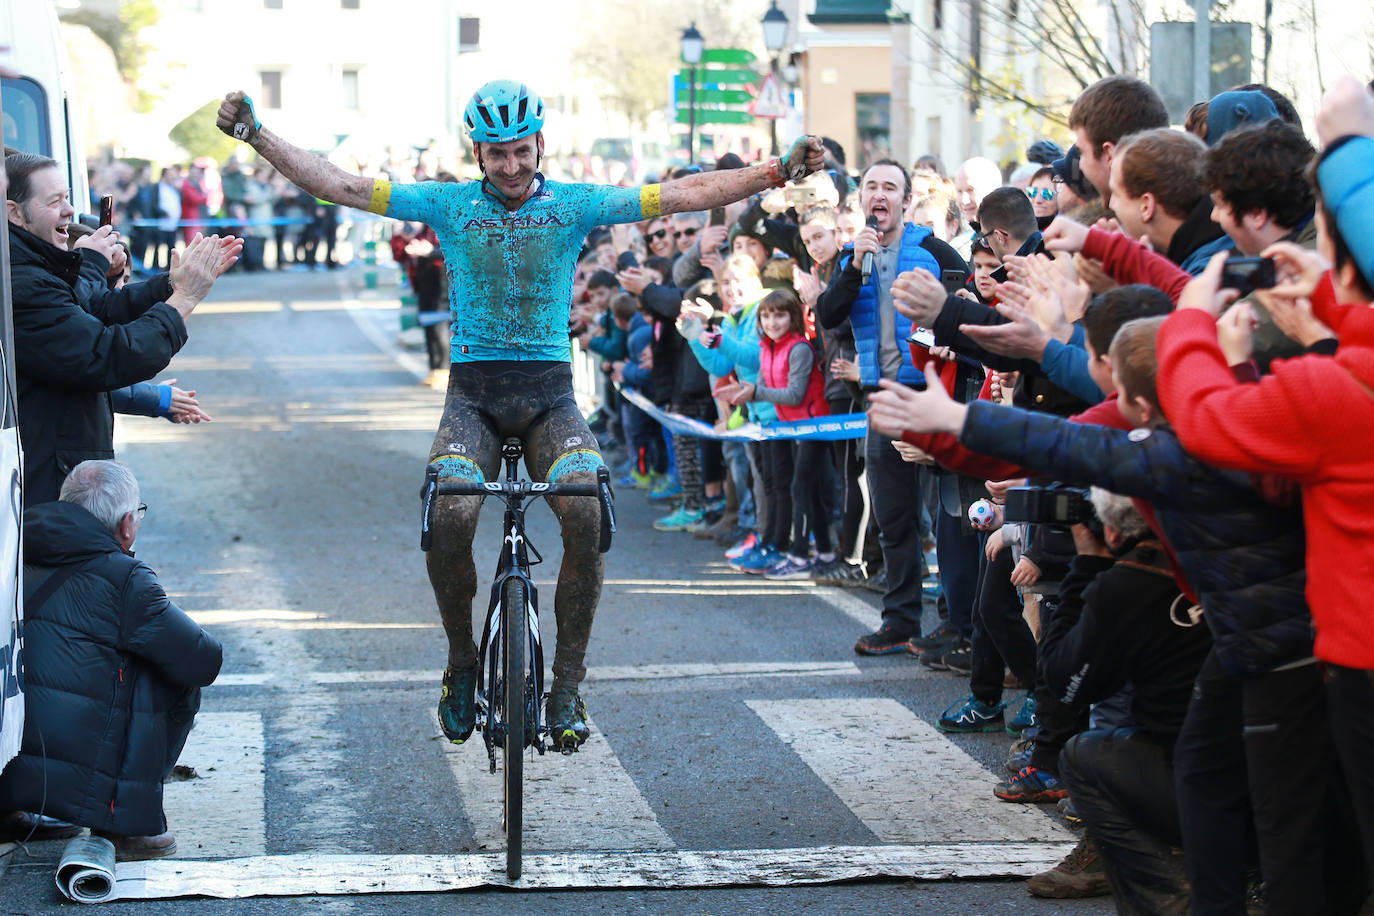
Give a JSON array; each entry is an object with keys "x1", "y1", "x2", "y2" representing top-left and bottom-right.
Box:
[
  {"x1": 932, "y1": 0, "x2": 943, "y2": 30},
  {"x1": 341, "y1": 0, "x2": 359, "y2": 7},
  {"x1": 264, "y1": 0, "x2": 282, "y2": 8},
  {"x1": 926, "y1": 116, "x2": 942, "y2": 163},
  {"x1": 342, "y1": 69, "x2": 360, "y2": 110},
  {"x1": 1008, "y1": 0, "x2": 1019, "y2": 18},
  {"x1": 458, "y1": 17, "x2": 480, "y2": 52},
  {"x1": 260, "y1": 71, "x2": 282, "y2": 109},
  {"x1": 856, "y1": 93, "x2": 891, "y2": 169}
]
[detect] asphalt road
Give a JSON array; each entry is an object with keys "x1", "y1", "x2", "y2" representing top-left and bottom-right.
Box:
[{"x1": 1, "y1": 266, "x2": 1114, "y2": 914}]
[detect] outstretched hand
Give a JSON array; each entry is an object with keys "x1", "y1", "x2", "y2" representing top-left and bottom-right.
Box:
[{"x1": 865, "y1": 370, "x2": 968, "y2": 439}]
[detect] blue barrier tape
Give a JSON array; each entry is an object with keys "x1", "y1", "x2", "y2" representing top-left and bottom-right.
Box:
[
  {"x1": 617, "y1": 385, "x2": 867, "y2": 441},
  {"x1": 124, "y1": 216, "x2": 315, "y2": 228}
]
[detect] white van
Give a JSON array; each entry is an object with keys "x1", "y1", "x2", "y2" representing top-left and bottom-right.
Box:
[{"x1": 0, "y1": 0, "x2": 90, "y2": 211}]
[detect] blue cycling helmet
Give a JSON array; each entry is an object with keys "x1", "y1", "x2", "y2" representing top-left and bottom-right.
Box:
[{"x1": 463, "y1": 80, "x2": 545, "y2": 144}]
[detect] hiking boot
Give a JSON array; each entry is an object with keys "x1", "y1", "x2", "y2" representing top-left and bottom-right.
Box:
[
  {"x1": 995, "y1": 765, "x2": 1069, "y2": 802},
  {"x1": 764, "y1": 554, "x2": 818, "y2": 581},
  {"x1": 438, "y1": 665, "x2": 478, "y2": 744},
  {"x1": 1025, "y1": 836, "x2": 1109, "y2": 898},
  {"x1": 1057, "y1": 796, "x2": 1084, "y2": 829},
  {"x1": 546, "y1": 687, "x2": 590, "y2": 751},
  {"x1": 1006, "y1": 733, "x2": 1037, "y2": 773},
  {"x1": 654, "y1": 506, "x2": 704, "y2": 531},
  {"x1": 943, "y1": 640, "x2": 972, "y2": 674},
  {"x1": 1008, "y1": 692, "x2": 1038, "y2": 734},
  {"x1": 854, "y1": 624, "x2": 915, "y2": 656},
  {"x1": 938, "y1": 695, "x2": 1005, "y2": 733},
  {"x1": 91, "y1": 829, "x2": 177, "y2": 862},
  {"x1": 906, "y1": 623, "x2": 959, "y2": 657}
]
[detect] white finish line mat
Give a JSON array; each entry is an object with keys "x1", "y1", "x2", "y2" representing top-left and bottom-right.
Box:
[{"x1": 102, "y1": 843, "x2": 1075, "y2": 901}]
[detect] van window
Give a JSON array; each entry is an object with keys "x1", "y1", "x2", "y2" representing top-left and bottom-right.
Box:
[{"x1": 1, "y1": 77, "x2": 51, "y2": 157}]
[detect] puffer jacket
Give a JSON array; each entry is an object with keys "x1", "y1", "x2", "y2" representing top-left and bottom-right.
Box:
[
  {"x1": 0, "y1": 501, "x2": 221, "y2": 835},
  {"x1": 10, "y1": 223, "x2": 186, "y2": 503},
  {"x1": 960, "y1": 401, "x2": 1311, "y2": 675}
]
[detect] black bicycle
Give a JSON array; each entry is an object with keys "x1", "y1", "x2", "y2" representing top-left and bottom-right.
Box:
[{"x1": 420, "y1": 438, "x2": 615, "y2": 880}]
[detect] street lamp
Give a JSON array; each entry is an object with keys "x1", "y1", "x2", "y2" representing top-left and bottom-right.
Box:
[
  {"x1": 681, "y1": 23, "x2": 704, "y2": 164},
  {"x1": 761, "y1": 2, "x2": 789, "y2": 156}
]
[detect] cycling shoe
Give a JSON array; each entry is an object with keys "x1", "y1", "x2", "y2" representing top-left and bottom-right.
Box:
[
  {"x1": 546, "y1": 687, "x2": 590, "y2": 751},
  {"x1": 438, "y1": 666, "x2": 478, "y2": 743}
]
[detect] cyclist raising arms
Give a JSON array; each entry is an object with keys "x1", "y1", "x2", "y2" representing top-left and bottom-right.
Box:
[{"x1": 216, "y1": 82, "x2": 825, "y2": 751}]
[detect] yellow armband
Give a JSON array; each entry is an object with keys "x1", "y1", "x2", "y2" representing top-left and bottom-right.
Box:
[
  {"x1": 366, "y1": 179, "x2": 392, "y2": 216},
  {"x1": 640, "y1": 183, "x2": 662, "y2": 219}
]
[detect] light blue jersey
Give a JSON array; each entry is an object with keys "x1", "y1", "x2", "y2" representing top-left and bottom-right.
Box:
[{"x1": 368, "y1": 176, "x2": 661, "y2": 363}]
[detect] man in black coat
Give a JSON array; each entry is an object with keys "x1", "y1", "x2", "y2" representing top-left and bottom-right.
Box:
[
  {"x1": 5, "y1": 150, "x2": 240, "y2": 504},
  {"x1": 0, "y1": 460, "x2": 222, "y2": 860}
]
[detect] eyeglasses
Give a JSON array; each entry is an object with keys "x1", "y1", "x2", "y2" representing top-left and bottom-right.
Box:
[
  {"x1": 136, "y1": 503, "x2": 147, "y2": 520},
  {"x1": 645, "y1": 228, "x2": 669, "y2": 242},
  {"x1": 673, "y1": 228, "x2": 698, "y2": 240},
  {"x1": 1026, "y1": 188, "x2": 1057, "y2": 201}
]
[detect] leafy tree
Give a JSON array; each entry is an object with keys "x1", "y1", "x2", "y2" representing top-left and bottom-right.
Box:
[
  {"x1": 59, "y1": 0, "x2": 160, "y2": 111},
  {"x1": 168, "y1": 100, "x2": 237, "y2": 163}
]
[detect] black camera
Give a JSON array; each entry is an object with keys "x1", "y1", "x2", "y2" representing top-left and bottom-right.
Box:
[
  {"x1": 1003, "y1": 485, "x2": 1094, "y2": 525},
  {"x1": 1219, "y1": 255, "x2": 1277, "y2": 297}
]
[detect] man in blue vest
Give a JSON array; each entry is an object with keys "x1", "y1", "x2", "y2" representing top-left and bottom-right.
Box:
[{"x1": 816, "y1": 159, "x2": 969, "y2": 654}]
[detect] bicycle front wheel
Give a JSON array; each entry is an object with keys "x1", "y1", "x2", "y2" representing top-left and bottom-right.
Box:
[{"x1": 501, "y1": 576, "x2": 527, "y2": 880}]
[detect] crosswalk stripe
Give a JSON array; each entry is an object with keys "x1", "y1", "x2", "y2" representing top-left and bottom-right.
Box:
[
  {"x1": 111, "y1": 843, "x2": 1076, "y2": 899},
  {"x1": 213, "y1": 661, "x2": 863, "y2": 689},
  {"x1": 441, "y1": 717, "x2": 673, "y2": 852},
  {"x1": 746, "y1": 698, "x2": 1072, "y2": 844},
  {"x1": 164, "y1": 712, "x2": 267, "y2": 858},
  {"x1": 811, "y1": 587, "x2": 883, "y2": 631}
]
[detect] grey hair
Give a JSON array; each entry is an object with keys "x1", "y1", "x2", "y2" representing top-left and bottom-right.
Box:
[
  {"x1": 59, "y1": 460, "x2": 140, "y2": 532},
  {"x1": 1088, "y1": 487, "x2": 1149, "y2": 540},
  {"x1": 672, "y1": 210, "x2": 707, "y2": 227}
]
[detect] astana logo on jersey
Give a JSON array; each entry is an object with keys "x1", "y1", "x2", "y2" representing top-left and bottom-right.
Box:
[{"x1": 462, "y1": 213, "x2": 566, "y2": 231}]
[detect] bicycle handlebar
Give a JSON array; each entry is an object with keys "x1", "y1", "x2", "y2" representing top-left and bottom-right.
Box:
[{"x1": 420, "y1": 465, "x2": 616, "y2": 553}]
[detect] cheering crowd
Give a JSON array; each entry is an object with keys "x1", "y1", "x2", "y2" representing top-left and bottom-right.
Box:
[{"x1": 556, "y1": 74, "x2": 1374, "y2": 913}]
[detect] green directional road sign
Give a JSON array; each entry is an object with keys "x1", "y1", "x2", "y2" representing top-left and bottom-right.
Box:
[
  {"x1": 699, "y1": 48, "x2": 757, "y2": 65},
  {"x1": 697, "y1": 69, "x2": 759, "y2": 85},
  {"x1": 675, "y1": 88, "x2": 753, "y2": 105},
  {"x1": 675, "y1": 109, "x2": 754, "y2": 125}
]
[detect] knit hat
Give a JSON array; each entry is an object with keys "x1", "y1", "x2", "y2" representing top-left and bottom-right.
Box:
[{"x1": 1205, "y1": 90, "x2": 1280, "y2": 146}]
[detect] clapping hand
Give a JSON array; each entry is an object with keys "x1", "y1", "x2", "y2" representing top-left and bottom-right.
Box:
[{"x1": 891, "y1": 268, "x2": 948, "y2": 327}]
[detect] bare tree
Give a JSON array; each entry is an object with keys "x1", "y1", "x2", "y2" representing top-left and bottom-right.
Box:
[{"x1": 572, "y1": 0, "x2": 766, "y2": 130}]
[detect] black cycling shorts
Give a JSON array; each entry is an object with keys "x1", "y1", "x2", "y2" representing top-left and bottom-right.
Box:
[{"x1": 428, "y1": 361, "x2": 602, "y2": 483}]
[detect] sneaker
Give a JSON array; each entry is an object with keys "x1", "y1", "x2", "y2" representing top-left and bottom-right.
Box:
[
  {"x1": 716, "y1": 524, "x2": 751, "y2": 548},
  {"x1": 635, "y1": 471, "x2": 662, "y2": 491},
  {"x1": 685, "y1": 509, "x2": 723, "y2": 534},
  {"x1": 906, "y1": 622, "x2": 959, "y2": 657},
  {"x1": 724, "y1": 531, "x2": 758, "y2": 560},
  {"x1": 654, "y1": 506, "x2": 704, "y2": 531},
  {"x1": 649, "y1": 477, "x2": 683, "y2": 501},
  {"x1": 1025, "y1": 836, "x2": 1109, "y2": 898},
  {"x1": 764, "y1": 554, "x2": 817, "y2": 580},
  {"x1": 438, "y1": 665, "x2": 478, "y2": 743},
  {"x1": 858, "y1": 569, "x2": 888, "y2": 595},
  {"x1": 941, "y1": 639, "x2": 972, "y2": 675},
  {"x1": 732, "y1": 544, "x2": 782, "y2": 574},
  {"x1": 1057, "y1": 796, "x2": 1083, "y2": 829},
  {"x1": 938, "y1": 694, "x2": 1006, "y2": 733},
  {"x1": 697, "y1": 511, "x2": 738, "y2": 541},
  {"x1": 854, "y1": 624, "x2": 914, "y2": 656},
  {"x1": 812, "y1": 560, "x2": 864, "y2": 587},
  {"x1": 617, "y1": 469, "x2": 651, "y2": 489},
  {"x1": 91, "y1": 829, "x2": 178, "y2": 862},
  {"x1": 1008, "y1": 692, "x2": 1038, "y2": 734},
  {"x1": 704, "y1": 495, "x2": 727, "y2": 514},
  {"x1": 1006, "y1": 734, "x2": 1036, "y2": 773},
  {"x1": 995, "y1": 765, "x2": 1069, "y2": 802},
  {"x1": 546, "y1": 686, "x2": 590, "y2": 751}
]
